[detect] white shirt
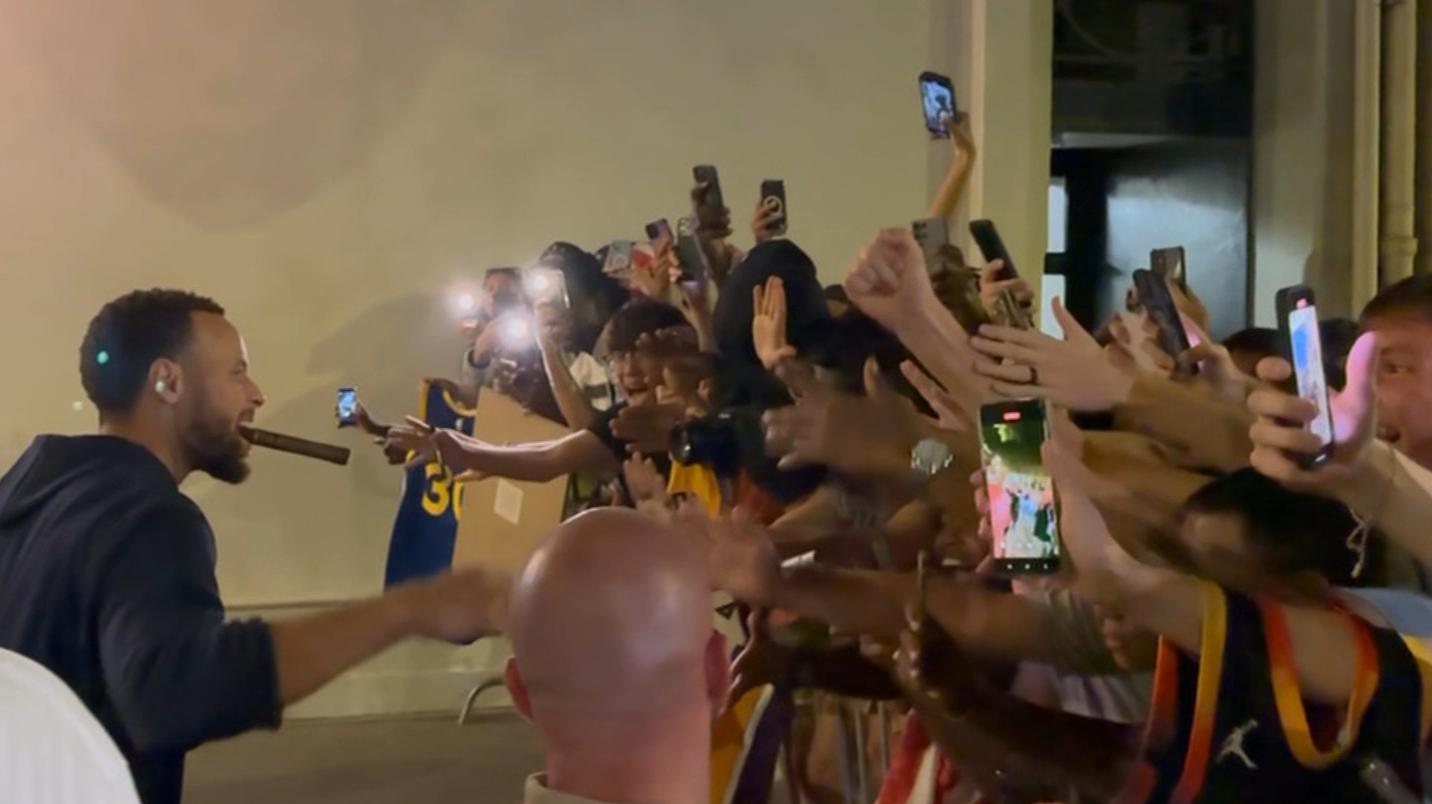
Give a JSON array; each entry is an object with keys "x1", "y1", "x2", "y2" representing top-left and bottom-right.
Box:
[{"x1": 0, "y1": 649, "x2": 140, "y2": 804}]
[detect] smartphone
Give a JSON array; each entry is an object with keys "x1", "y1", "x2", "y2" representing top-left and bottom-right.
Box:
[
  {"x1": 918, "y1": 71, "x2": 957, "y2": 136},
  {"x1": 759, "y1": 179, "x2": 787, "y2": 236},
  {"x1": 645, "y1": 218, "x2": 674, "y2": 251},
  {"x1": 968, "y1": 219, "x2": 1032, "y2": 329},
  {"x1": 674, "y1": 216, "x2": 706, "y2": 282},
  {"x1": 1150, "y1": 246, "x2": 1187, "y2": 289},
  {"x1": 978, "y1": 399, "x2": 1060, "y2": 574},
  {"x1": 603, "y1": 240, "x2": 634, "y2": 281},
  {"x1": 336, "y1": 387, "x2": 358, "y2": 428},
  {"x1": 692, "y1": 164, "x2": 723, "y2": 209},
  {"x1": 1276, "y1": 285, "x2": 1335, "y2": 467},
  {"x1": 1132, "y1": 269, "x2": 1193, "y2": 372},
  {"x1": 523, "y1": 266, "x2": 568, "y2": 309},
  {"x1": 968, "y1": 219, "x2": 1017, "y2": 280},
  {"x1": 912, "y1": 217, "x2": 950, "y2": 273}
]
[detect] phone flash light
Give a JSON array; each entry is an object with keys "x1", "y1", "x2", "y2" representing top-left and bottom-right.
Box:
[
  {"x1": 456, "y1": 292, "x2": 477, "y2": 312},
  {"x1": 1003, "y1": 411, "x2": 1022, "y2": 422},
  {"x1": 503, "y1": 318, "x2": 531, "y2": 342},
  {"x1": 527, "y1": 273, "x2": 552, "y2": 295}
]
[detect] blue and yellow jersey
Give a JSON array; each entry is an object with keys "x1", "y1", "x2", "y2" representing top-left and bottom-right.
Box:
[{"x1": 383, "y1": 379, "x2": 477, "y2": 587}]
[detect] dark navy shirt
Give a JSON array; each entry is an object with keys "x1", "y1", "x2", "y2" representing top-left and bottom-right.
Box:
[{"x1": 0, "y1": 435, "x2": 281, "y2": 803}]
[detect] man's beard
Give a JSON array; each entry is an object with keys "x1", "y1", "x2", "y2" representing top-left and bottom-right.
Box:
[{"x1": 182, "y1": 405, "x2": 250, "y2": 484}]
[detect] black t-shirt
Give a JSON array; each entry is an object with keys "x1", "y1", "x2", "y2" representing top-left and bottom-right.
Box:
[{"x1": 0, "y1": 435, "x2": 281, "y2": 804}]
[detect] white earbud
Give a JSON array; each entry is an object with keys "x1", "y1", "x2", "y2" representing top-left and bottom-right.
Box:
[{"x1": 155, "y1": 380, "x2": 166, "y2": 394}]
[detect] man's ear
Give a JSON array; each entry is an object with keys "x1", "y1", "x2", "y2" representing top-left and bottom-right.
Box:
[
  {"x1": 703, "y1": 630, "x2": 730, "y2": 715},
  {"x1": 149, "y1": 359, "x2": 183, "y2": 404},
  {"x1": 505, "y1": 657, "x2": 534, "y2": 722}
]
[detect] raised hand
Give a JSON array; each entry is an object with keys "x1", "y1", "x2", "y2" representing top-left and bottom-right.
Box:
[
  {"x1": 843, "y1": 228, "x2": 941, "y2": 334},
  {"x1": 977, "y1": 260, "x2": 1035, "y2": 328},
  {"x1": 611, "y1": 398, "x2": 688, "y2": 454},
  {"x1": 751, "y1": 192, "x2": 786, "y2": 243},
  {"x1": 630, "y1": 243, "x2": 674, "y2": 300},
  {"x1": 623, "y1": 454, "x2": 670, "y2": 509},
  {"x1": 1177, "y1": 316, "x2": 1257, "y2": 404},
  {"x1": 697, "y1": 507, "x2": 784, "y2": 607},
  {"x1": 752, "y1": 276, "x2": 797, "y2": 371},
  {"x1": 724, "y1": 609, "x2": 795, "y2": 712},
  {"x1": 970, "y1": 298, "x2": 1134, "y2": 412},
  {"x1": 691, "y1": 181, "x2": 733, "y2": 240},
  {"x1": 762, "y1": 357, "x2": 924, "y2": 478},
  {"x1": 1247, "y1": 331, "x2": 1379, "y2": 492}
]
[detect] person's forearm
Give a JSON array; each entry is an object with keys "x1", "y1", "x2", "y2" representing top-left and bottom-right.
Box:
[
  {"x1": 1340, "y1": 440, "x2": 1432, "y2": 575},
  {"x1": 538, "y1": 343, "x2": 596, "y2": 431},
  {"x1": 1112, "y1": 373, "x2": 1253, "y2": 472},
  {"x1": 894, "y1": 305, "x2": 987, "y2": 421},
  {"x1": 1088, "y1": 566, "x2": 1205, "y2": 657},
  {"x1": 1082, "y1": 432, "x2": 1210, "y2": 534},
  {"x1": 269, "y1": 594, "x2": 417, "y2": 705},
  {"x1": 926, "y1": 153, "x2": 973, "y2": 220},
  {"x1": 912, "y1": 684, "x2": 1138, "y2": 800},
  {"x1": 768, "y1": 565, "x2": 910, "y2": 638},
  {"x1": 446, "y1": 433, "x2": 594, "y2": 483},
  {"x1": 770, "y1": 566, "x2": 1069, "y2": 666}
]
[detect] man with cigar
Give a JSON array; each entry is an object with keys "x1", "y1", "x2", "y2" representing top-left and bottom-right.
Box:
[{"x1": 0, "y1": 289, "x2": 508, "y2": 804}]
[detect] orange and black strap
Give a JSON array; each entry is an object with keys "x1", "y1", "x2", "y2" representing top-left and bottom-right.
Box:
[
  {"x1": 1167, "y1": 581, "x2": 1229, "y2": 804},
  {"x1": 1117, "y1": 580, "x2": 1227, "y2": 804},
  {"x1": 1397, "y1": 635, "x2": 1432, "y2": 745},
  {"x1": 1261, "y1": 599, "x2": 1378, "y2": 770}
]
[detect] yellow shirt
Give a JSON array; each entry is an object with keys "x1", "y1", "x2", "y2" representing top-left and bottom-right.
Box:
[{"x1": 666, "y1": 462, "x2": 723, "y2": 517}]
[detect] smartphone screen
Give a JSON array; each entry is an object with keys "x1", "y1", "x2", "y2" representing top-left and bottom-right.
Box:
[
  {"x1": 1279, "y1": 287, "x2": 1335, "y2": 462},
  {"x1": 692, "y1": 165, "x2": 723, "y2": 208},
  {"x1": 978, "y1": 400, "x2": 1059, "y2": 573},
  {"x1": 336, "y1": 387, "x2": 358, "y2": 427},
  {"x1": 759, "y1": 180, "x2": 787, "y2": 236},
  {"x1": 918, "y1": 71, "x2": 956, "y2": 136}
]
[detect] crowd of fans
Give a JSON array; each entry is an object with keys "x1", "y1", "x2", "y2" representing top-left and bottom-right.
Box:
[
  {"x1": 7, "y1": 100, "x2": 1432, "y2": 804},
  {"x1": 347, "y1": 111, "x2": 1432, "y2": 803}
]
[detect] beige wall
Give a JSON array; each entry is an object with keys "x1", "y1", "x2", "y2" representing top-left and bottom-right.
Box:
[
  {"x1": 1251, "y1": 0, "x2": 1359, "y2": 323},
  {"x1": 0, "y1": 0, "x2": 936, "y2": 610}
]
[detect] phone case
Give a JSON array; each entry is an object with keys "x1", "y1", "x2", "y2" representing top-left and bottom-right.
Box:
[
  {"x1": 692, "y1": 165, "x2": 723, "y2": 208},
  {"x1": 760, "y1": 180, "x2": 787, "y2": 235},
  {"x1": 1133, "y1": 269, "x2": 1193, "y2": 370},
  {"x1": 675, "y1": 217, "x2": 706, "y2": 281},
  {"x1": 968, "y1": 219, "x2": 1017, "y2": 279}
]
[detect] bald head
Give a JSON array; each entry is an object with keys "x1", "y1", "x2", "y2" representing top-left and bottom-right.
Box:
[{"x1": 507, "y1": 508, "x2": 715, "y2": 718}]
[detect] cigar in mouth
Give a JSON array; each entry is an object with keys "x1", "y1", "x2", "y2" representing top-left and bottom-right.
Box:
[{"x1": 238, "y1": 425, "x2": 351, "y2": 466}]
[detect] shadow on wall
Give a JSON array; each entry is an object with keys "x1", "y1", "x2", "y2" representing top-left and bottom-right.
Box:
[
  {"x1": 187, "y1": 291, "x2": 470, "y2": 603},
  {"x1": 0, "y1": 0, "x2": 465, "y2": 228}
]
